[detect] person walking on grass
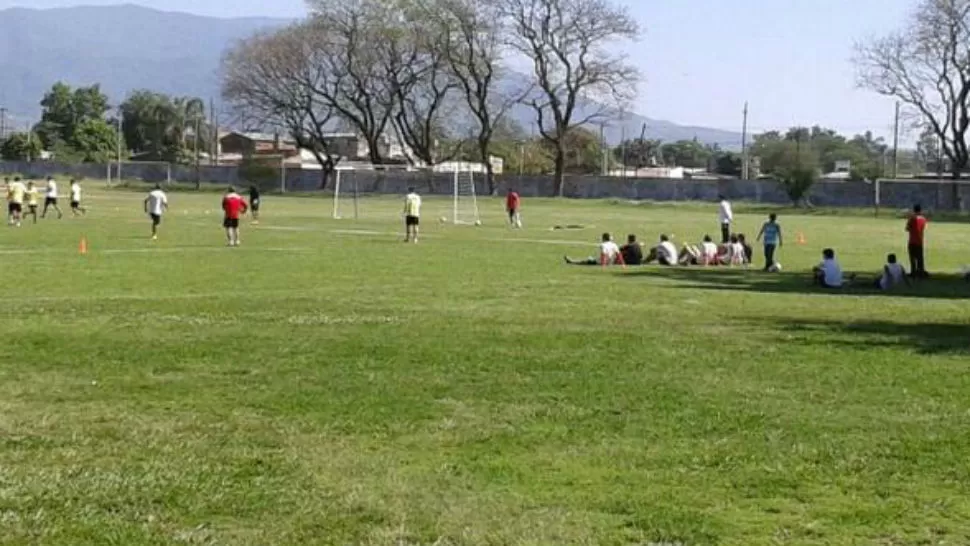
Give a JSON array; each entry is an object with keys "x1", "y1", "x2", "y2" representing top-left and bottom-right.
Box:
[
  {"x1": 403, "y1": 186, "x2": 421, "y2": 243},
  {"x1": 6, "y1": 177, "x2": 26, "y2": 227},
  {"x1": 718, "y1": 194, "x2": 733, "y2": 243},
  {"x1": 42, "y1": 177, "x2": 63, "y2": 219},
  {"x1": 249, "y1": 185, "x2": 261, "y2": 224},
  {"x1": 144, "y1": 184, "x2": 168, "y2": 241},
  {"x1": 24, "y1": 181, "x2": 39, "y2": 224},
  {"x1": 905, "y1": 204, "x2": 928, "y2": 278},
  {"x1": 757, "y1": 213, "x2": 783, "y2": 271},
  {"x1": 506, "y1": 188, "x2": 522, "y2": 229},
  {"x1": 69, "y1": 179, "x2": 86, "y2": 216},
  {"x1": 222, "y1": 186, "x2": 248, "y2": 247}
]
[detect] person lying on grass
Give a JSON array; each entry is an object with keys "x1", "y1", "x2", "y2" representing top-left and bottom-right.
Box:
[
  {"x1": 643, "y1": 234, "x2": 679, "y2": 266},
  {"x1": 565, "y1": 232, "x2": 626, "y2": 266}
]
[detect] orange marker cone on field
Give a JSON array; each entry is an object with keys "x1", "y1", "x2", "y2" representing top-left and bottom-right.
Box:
[
  {"x1": 796, "y1": 232, "x2": 806, "y2": 245},
  {"x1": 78, "y1": 236, "x2": 88, "y2": 255}
]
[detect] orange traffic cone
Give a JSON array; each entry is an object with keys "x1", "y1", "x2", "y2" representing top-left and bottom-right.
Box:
[
  {"x1": 79, "y1": 236, "x2": 88, "y2": 255},
  {"x1": 796, "y1": 232, "x2": 806, "y2": 245}
]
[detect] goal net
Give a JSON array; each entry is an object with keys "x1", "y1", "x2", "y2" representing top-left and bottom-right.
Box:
[
  {"x1": 451, "y1": 169, "x2": 481, "y2": 225},
  {"x1": 332, "y1": 163, "x2": 482, "y2": 225}
]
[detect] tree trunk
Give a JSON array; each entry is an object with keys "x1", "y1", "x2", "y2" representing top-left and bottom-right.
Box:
[
  {"x1": 478, "y1": 140, "x2": 496, "y2": 195},
  {"x1": 319, "y1": 168, "x2": 332, "y2": 190},
  {"x1": 553, "y1": 149, "x2": 566, "y2": 197}
]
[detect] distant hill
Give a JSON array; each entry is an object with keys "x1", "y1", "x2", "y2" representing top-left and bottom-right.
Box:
[{"x1": 0, "y1": 4, "x2": 742, "y2": 148}]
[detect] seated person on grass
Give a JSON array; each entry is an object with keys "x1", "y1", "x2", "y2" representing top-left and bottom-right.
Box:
[
  {"x1": 644, "y1": 234, "x2": 679, "y2": 266},
  {"x1": 679, "y1": 235, "x2": 718, "y2": 266},
  {"x1": 812, "y1": 248, "x2": 856, "y2": 288},
  {"x1": 737, "y1": 233, "x2": 754, "y2": 264},
  {"x1": 719, "y1": 235, "x2": 747, "y2": 266},
  {"x1": 621, "y1": 234, "x2": 644, "y2": 265},
  {"x1": 565, "y1": 232, "x2": 624, "y2": 266},
  {"x1": 876, "y1": 253, "x2": 909, "y2": 291}
]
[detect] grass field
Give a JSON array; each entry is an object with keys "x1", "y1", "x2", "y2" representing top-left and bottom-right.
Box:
[{"x1": 1, "y1": 187, "x2": 969, "y2": 546}]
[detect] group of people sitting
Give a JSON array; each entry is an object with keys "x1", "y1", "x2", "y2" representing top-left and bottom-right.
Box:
[{"x1": 565, "y1": 232, "x2": 755, "y2": 268}]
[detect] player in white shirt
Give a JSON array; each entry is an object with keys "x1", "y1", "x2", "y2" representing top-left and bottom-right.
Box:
[
  {"x1": 679, "y1": 235, "x2": 720, "y2": 266},
  {"x1": 876, "y1": 253, "x2": 909, "y2": 291},
  {"x1": 144, "y1": 184, "x2": 169, "y2": 240},
  {"x1": 69, "y1": 179, "x2": 86, "y2": 216},
  {"x1": 813, "y1": 248, "x2": 847, "y2": 288},
  {"x1": 718, "y1": 195, "x2": 733, "y2": 243},
  {"x1": 565, "y1": 233, "x2": 624, "y2": 266},
  {"x1": 42, "y1": 177, "x2": 63, "y2": 219},
  {"x1": 643, "y1": 234, "x2": 678, "y2": 266},
  {"x1": 403, "y1": 187, "x2": 421, "y2": 243}
]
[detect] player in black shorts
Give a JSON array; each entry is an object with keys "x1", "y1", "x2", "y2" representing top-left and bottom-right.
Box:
[{"x1": 248, "y1": 185, "x2": 261, "y2": 224}]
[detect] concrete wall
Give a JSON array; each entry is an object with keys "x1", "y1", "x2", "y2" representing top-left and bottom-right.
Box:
[{"x1": 2, "y1": 160, "x2": 969, "y2": 211}]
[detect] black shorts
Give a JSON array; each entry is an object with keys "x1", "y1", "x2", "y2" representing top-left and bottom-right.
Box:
[
  {"x1": 223, "y1": 218, "x2": 240, "y2": 229},
  {"x1": 250, "y1": 199, "x2": 260, "y2": 212},
  {"x1": 71, "y1": 201, "x2": 80, "y2": 209},
  {"x1": 405, "y1": 215, "x2": 420, "y2": 226},
  {"x1": 508, "y1": 208, "x2": 518, "y2": 218},
  {"x1": 8, "y1": 203, "x2": 21, "y2": 214},
  {"x1": 150, "y1": 213, "x2": 161, "y2": 226},
  {"x1": 28, "y1": 205, "x2": 37, "y2": 213},
  {"x1": 45, "y1": 197, "x2": 57, "y2": 206},
  {"x1": 658, "y1": 256, "x2": 673, "y2": 266}
]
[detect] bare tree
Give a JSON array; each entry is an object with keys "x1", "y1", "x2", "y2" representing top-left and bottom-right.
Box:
[
  {"x1": 222, "y1": 24, "x2": 341, "y2": 188},
  {"x1": 502, "y1": 0, "x2": 640, "y2": 196},
  {"x1": 855, "y1": 0, "x2": 970, "y2": 180},
  {"x1": 307, "y1": 0, "x2": 424, "y2": 166},
  {"x1": 429, "y1": 0, "x2": 529, "y2": 194},
  {"x1": 390, "y1": 9, "x2": 465, "y2": 171}
]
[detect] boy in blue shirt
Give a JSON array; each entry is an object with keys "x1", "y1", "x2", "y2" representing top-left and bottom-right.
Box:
[{"x1": 757, "y1": 213, "x2": 783, "y2": 271}]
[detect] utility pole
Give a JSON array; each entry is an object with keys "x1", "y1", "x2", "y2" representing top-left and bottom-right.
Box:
[
  {"x1": 209, "y1": 98, "x2": 217, "y2": 166},
  {"x1": 600, "y1": 123, "x2": 607, "y2": 176},
  {"x1": 116, "y1": 108, "x2": 123, "y2": 182},
  {"x1": 741, "y1": 102, "x2": 749, "y2": 179},
  {"x1": 0, "y1": 107, "x2": 7, "y2": 141},
  {"x1": 892, "y1": 101, "x2": 900, "y2": 179},
  {"x1": 25, "y1": 121, "x2": 31, "y2": 162},
  {"x1": 195, "y1": 116, "x2": 202, "y2": 189}
]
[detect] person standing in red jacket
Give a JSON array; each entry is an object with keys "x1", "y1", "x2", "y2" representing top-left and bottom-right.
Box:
[
  {"x1": 905, "y1": 204, "x2": 928, "y2": 278},
  {"x1": 506, "y1": 188, "x2": 522, "y2": 229},
  {"x1": 222, "y1": 186, "x2": 249, "y2": 247}
]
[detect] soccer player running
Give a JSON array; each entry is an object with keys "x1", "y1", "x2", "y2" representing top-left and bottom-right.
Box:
[
  {"x1": 756, "y1": 213, "x2": 783, "y2": 271},
  {"x1": 24, "y1": 181, "x2": 39, "y2": 224},
  {"x1": 905, "y1": 204, "x2": 928, "y2": 278},
  {"x1": 42, "y1": 176, "x2": 63, "y2": 219},
  {"x1": 222, "y1": 186, "x2": 248, "y2": 247},
  {"x1": 248, "y1": 185, "x2": 261, "y2": 224},
  {"x1": 6, "y1": 177, "x2": 26, "y2": 227},
  {"x1": 144, "y1": 184, "x2": 168, "y2": 240},
  {"x1": 403, "y1": 187, "x2": 421, "y2": 243},
  {"x1": 506, "y1": 188, "x2": 522, "y2": 228},
  {"x1": 69, "y1": 179, "x2": 86, "y2": 216}
]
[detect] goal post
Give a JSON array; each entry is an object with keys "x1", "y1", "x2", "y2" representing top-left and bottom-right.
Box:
[
  {"x1": 452, "y1": 168, "x2": 481, "y2": 225},
  {"x1": 332, "y1": 166, "x2": 359, "y2": 220}
]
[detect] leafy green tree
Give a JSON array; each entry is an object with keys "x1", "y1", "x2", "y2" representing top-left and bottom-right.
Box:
[
  {"x1": 714, "y1": 152, "x2": 743, "y2": 176},
  {"x1": 35, "y1": 82, "x2": 110, "y2": 149},
  {"x1": 661, "y1": 139, "x2": 711, "y2": 169},
  {"x1": 1, "y1": 133, "x2": 43, "y2": 161},
  {"x1": 120, "y1": 90, "x2": 207, "y2": 163},
  {"x1": 70, "y1": 119, "x2": 122, "y2": 163},
  {"x1": 756, "y1": 138, "x2": 820, "y2": 205},
  {"x1": 613, "y1": 138, "x2": 662, "y2": 168}
]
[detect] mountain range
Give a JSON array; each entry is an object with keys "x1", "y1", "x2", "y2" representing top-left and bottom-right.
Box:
[{"x1": 0, "y1": 4, "x2": 743, "y2": 148}]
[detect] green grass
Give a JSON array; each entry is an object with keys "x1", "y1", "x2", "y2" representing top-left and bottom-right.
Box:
[{"x1": 1, "y1": 189, "x2": 969, "y2": 545}]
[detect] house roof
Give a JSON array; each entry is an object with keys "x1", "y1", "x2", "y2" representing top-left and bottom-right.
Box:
[{"x1": 224, "y1": 131, "x2": 297, "y2": 144}]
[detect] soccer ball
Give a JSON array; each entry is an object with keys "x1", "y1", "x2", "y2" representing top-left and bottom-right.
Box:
[
  {"x1": 439, "y1": 216, "x2": 448, "y2": 224},
  {"x1": 474, "y1": 220, "x2": 483, "y2": 226},
  {"x1": 768, "y1": 262, "x2": 782, "y2": 273}
]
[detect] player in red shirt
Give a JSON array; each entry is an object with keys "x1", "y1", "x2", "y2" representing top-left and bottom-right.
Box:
[
  {"x1": 905, "y1": 204, "x2": 928, "y2": 278},
  {"x1": 222, "y1": 186, "x2": 249, "y2": 247},
  {"x1": 506, "y1": 188, "x2": 522, "y2": 229}
]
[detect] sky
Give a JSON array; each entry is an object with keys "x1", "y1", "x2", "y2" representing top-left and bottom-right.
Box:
[{"x1": 0, "y1": 0, "x2": 917, "y2": 139}]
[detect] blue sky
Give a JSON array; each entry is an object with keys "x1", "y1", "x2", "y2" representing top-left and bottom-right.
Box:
[{"x1": 1, "y1": 0, "x2": 916, "y2": 138}]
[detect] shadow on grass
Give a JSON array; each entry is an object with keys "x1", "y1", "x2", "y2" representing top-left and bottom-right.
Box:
[
  {"x1": 620, "y1": 267, "x2": 970, "y2": 300},
  {"x1": 755, "y1": 317, "x2": 970, "y2": 356}
]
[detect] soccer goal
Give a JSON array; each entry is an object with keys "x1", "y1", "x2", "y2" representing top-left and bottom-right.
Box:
[
  {"x1": 331, "y1": 165, "x2": 360, "y2": 220},
  {"x1": 451, "y1": 168, "x2": 481, "y2": 225}
]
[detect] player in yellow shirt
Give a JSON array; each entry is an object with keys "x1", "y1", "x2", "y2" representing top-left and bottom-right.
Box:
[
  {"x1": 403, "y1": 187, "x2": 421, "y2": 243},
  {"x1": 6, "y1": 176, "x2": 26, "y2": 227},
  {"x1": 24, "y1": 181, "x2": 39, "y2": 224}
]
